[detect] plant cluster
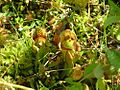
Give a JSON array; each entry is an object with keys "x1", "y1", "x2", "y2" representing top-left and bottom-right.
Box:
[{"x1": 0, "y1": 0, "x2": 120, "y2": 90}]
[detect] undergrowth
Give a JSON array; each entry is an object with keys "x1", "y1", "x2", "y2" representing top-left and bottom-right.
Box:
[{"x1": 0, "y1": 0, "x2": 120, "y2": 90}]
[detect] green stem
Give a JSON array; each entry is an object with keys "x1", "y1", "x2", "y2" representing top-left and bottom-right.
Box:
[
  {"x1": 46, "y1": 68, "x2": 73, "y2": 73},
  {"x1": 9, "y1": 20, "x2": 19, "y2": 36},
  {"x1": 104, "y1": 28, "x2": 107, "y2": 46},
  {"x1": 0, "y1": 81, "x2": 34, "y2": 90}
]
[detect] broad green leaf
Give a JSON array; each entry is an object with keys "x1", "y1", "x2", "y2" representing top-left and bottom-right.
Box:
[
  {"x1": 65, "y1": 78, "x2": 73, "y2": 84},
  {"x1": 66, "y1": 82, "x2": 83, "y2": 90},
  {"x1": 104, "y1": 16, "x2": 120, "y2": 29},
  {"x1": 108, "y1": 0, "x2": 120, "y2": 16},
  {"x1": 105, "y1": 48, "x2": 120, "y2": 70},
  {"x1": 93, "y1": 64, "x2": 104, "y2": 79},
  {"x1": 65, "y1": 78, "x2": 83, "y2": 90},
  {"x1": 104, "y1": 0, "x2": 120, "y2": 29},
  {"x1": 84, "y1": 63, "x2": 97, "y2": 77},
  {"x1": 84, "y1": 63, "x2": 103, "y2": 79},
  {"x1": 96, "y1": 78, "x2": 106, "y2": 90}
]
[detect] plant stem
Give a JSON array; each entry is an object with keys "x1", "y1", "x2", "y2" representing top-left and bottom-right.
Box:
[
  {"x1": 104, "y1": 28, "x2": 107, "y2": 46},
  {"x1": 0, "y1": 81, "x2": 34, "y2": 90},
  {"x1": 46, "y1": 68, "x2": 73, "y2": 73}
]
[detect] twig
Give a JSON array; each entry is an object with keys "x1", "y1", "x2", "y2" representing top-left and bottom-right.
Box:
[
  {"x1": 86, "y1": 23, "x2": 103, "y2": 34},
  {"x1": 38, "y1": 52, "x2": 49, "y2": 62},
  {"x1": 46, "y1": 68, "x2": 73, "y2": 73},
  {"x1": 0, "y1": 81, "x2": 34, "y2": 90},
  {"x1": 1, "y1": 63, "x2": 13, "y2": 78},
  {"x1": 88, "y1": 0, "x2": 90, "y2": 18},
  {"x1": 9, "y1": 20, "x2": 19, "y2": 36}
]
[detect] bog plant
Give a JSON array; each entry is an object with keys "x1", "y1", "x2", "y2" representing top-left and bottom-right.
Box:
[{"x1": 0, "y1": 0, "x2": 120, "y2": 90}]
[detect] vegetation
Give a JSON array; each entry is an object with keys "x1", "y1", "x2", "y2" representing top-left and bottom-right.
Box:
[{"x1": 0, "y1": 0, "x2": 120, "y2": 90}]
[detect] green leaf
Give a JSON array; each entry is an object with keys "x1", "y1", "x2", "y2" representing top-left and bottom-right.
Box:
[
  {"x1": 65, "y1": 78, "x2": 83, "y2": 90},
  {"x1": 104, "y1": 16, "x2": 120, "y2": 29},
  {"x1": 93, "y1": 64, "x2": 104, "y2": 79},
  {"x1": 84, "y1": 63, "x2": 103, "y2": 79},
  {"x1": 116, "y1": 85, "x2": 120, "y2": 90},
  {"x1": 96, "y1": 78, "x2": 106, "y2": 90},
  {"x1": 15, "y1": 17, "x2": 20, "y2": 24},
  {"x1": 2, "y1": 5, "x2": 10, "y2": 12},
  {"x1": 116, "y1": 28, "x2": 120, "y2": 41},
  {"x1": 30, "y1": 21, "x2": 36, "y2": 28},
  {"x1": 108, "y1": 0, "x2": 120, "y2": 16},
  {"x1": 40, "y1": 87, "x2": 49, "y2": 90},
  {"x1": 66, "y1": 82, "x2": 83, "y2": 90},
  {"x1": 65, "y1": 78, "x2": 73, "y2": 84},
  {"x1": 105, "y1": 48, "x2": 120, "y2": 70},
  {"x1": 84, "y1": 63, "x2": 97, "y2": 77},
  {"x1": 104, "y1": 0, "x2": 120, "y2": 29}
]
